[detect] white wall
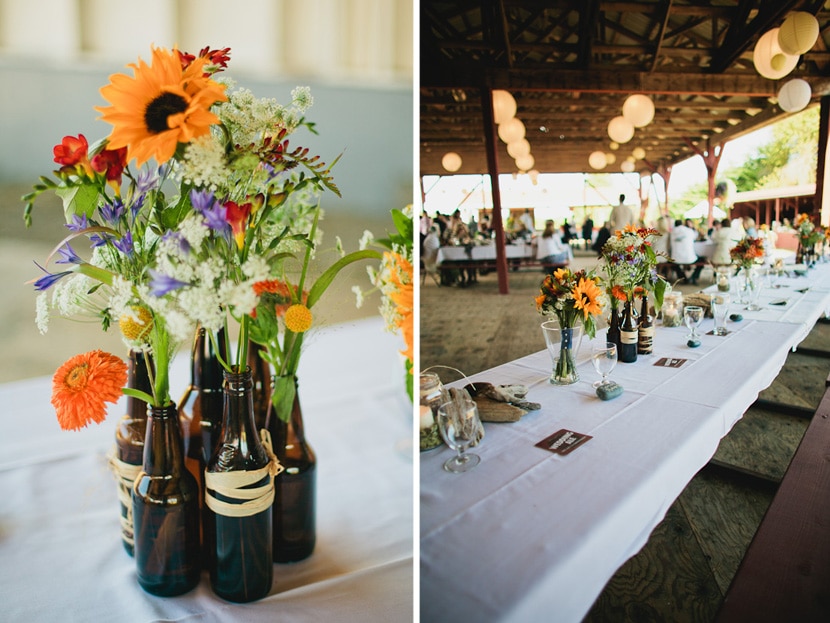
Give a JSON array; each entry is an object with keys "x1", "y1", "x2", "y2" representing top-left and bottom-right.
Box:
[{"x1": 0, "y1": 0, "x2": 414, "y2": 216}]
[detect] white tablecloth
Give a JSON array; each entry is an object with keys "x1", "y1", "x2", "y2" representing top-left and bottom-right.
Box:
[
  {"x1": 0, "y1": 317, "x2": 413, "y2": 622},
  {"x1": 437, "y1": 242, "x2": 532, "y2": 264},
  {"x1": 420, "y1": 264, "x2": 830, "y2": 622}
]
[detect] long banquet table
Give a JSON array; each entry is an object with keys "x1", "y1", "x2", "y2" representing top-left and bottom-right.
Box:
[
  {"x1": 0, "y1": 317, "x2": 413, "y2": 622},
  {"x1": 420, "y1": 262, "x2": 830, "y2": 622}
]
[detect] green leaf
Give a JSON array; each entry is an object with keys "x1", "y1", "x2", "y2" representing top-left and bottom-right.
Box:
[
  {"x1": 56, "y1": 184, "x2": 100, "y2": 223},
  {"x1": 306, "y1": 249, "x2": 382, "y2": 308},
  {"x1": 270, "y1": 375, "x2": 296, "y2": 423},
  {"x1": 122, "y1": 387, "x2": 155, "y2": 405}
]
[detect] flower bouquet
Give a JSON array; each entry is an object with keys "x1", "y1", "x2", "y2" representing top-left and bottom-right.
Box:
[
  {"x1": 600, "y1": 225, "x2": 668, "y2": 308},
  {"x1": 729, "y1": 236, "x2": 765, "y2": 273},
  {"x1": 794, "y1": 213, "x2": 823, "y2": 265},
  {"x1": 24, "y1": 44, "x2": 379, "y2": 600},
  {"x1": 535, "y1": 268, "x2": 604, "y2": 384},
  {"x1": 353, "y1": 205, "x2": 415, "y2": 402}
]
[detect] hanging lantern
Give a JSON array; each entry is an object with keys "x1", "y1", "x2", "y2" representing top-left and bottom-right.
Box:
[
  {"x1": 607, "y1": 116, "x2": 635, "y2": 143},
  {"x1": 778, "y1": 12, "x2": 820, "y2": 56},
  {"x1": 605, "y1": 153, "x2": 616, "y2": 165},
  {"x1": 589, "y1": 151, "x2": 607, "y2": 170},
  {"x1": 498, "y1": 117, "x2": 526, "y2": 143},
  {"x1": 622, "y1": 94, "x2": 655, "y2": 128},
  {"x1": 441, "y1": 152, "x2": 462, "y2": 173},
  {"x1": 632, "y1": 147, "x2": 646, "y2": 160},
  {"x1": 515, "y1": 154, "x2": 535, "y2": 171},
  {"x1": 507, "y1": 138, "x2": 531, "y2": 159},
  {"x1": 620, "y1": 160, "x2": 635, "y2": 173},
  {"x1": 492, "y1": 90, "x2": 517, "y2": 124},
  {"x1": 778, "y1": 78, "x2": 812, "y2": 112},
  {"x1": 753, "y1": 28, "x2": 799, "y2": 80}
]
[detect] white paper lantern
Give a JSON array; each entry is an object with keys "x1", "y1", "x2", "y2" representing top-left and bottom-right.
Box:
[
  {"x1": 492, "y1": 90, "x2": 517, "y2": 124},
  {"x1": 515, "y1": 154, "x2": 535, "y2": 171},
  {"x1": 589, "y1": 151, "x2": 607, "y2": 170},
  {"x1": 620, "y1": 160, "x2": 636, "y2": 172},
  {"x1": 507, "y1": 138, "x2": 531, "y2": 159},
  {"x1": 622, "y1": 94, "x2": 655, "y2": 128},
  {"x1": 778, "y1": 11, "x2": 820, "y2": 55},
  {"x1": 778, "y1": 78, "x2": 812, "y2": 112},
  {"x1": 441, "y1": 152, "x2": 462, "y2": 172},
  {"x1": 632, "y1": 147, "x2": 646, "y2": 160},
  {"x1": 609, "y1": 142, "x2": 620, "y2": 151},
  {"x1": 753, "y1": 28, "x2": 799, "y2": 80},
  {"x1": 605, "y1": 153, "x2": 616, "y2": 165},
  {"x1": 498, "y1": 117, "x2": 526, "y2": 143},
  {"x1": 608, "y1": 116, "x2": 635, "y2": 144}
]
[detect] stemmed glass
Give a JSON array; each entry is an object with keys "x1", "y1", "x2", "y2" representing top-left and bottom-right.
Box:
[
  {"x1": 437, "y1": 398, "x2": 482, "y2": 473},
  {"x1": 591, "y1": 342, "x2": 617, "y2": 387},
  {"x1": 683, "y1": 305, "x2": 704, "y2": 341}
]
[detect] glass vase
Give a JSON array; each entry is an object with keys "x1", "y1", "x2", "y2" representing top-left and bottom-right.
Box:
[
  {"x1": 267, "y1": 375, "x2": 317, "y2": 562},
  {"x1": 133, "y1": 403, "x2": 201, "y2": 596},
  {"x1": 540, "y1": 320, "x2": 584, "y2": 385},
  {"x1": 111, "y1": 349, "x2": 153, "y2": 556},
  {"x1": 205, "y1": 367, "x2": 277, "y2": 603}
]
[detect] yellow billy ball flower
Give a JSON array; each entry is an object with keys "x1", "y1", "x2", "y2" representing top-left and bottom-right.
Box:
[
  {"x1": 284, "y1": 304, "x2": 312, "y2": 333},
  {"x1": 118, "y1": 306, "x2": 153, "y2": 341}
]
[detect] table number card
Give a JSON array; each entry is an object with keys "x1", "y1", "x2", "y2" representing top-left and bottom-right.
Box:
[
  {"x1": 536, "y1": 429, "x2": 592, "y2": 456},
  {"x1": 654, "y1": 357, "x2": 687, "y2": 368}
]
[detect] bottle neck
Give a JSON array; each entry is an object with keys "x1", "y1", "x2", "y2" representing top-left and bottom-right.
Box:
[
  {"x1": 190, "y1": 327, "x2": 226, "y2": 391},
  {"x1": 143, "y1": 404, "x2": 185, "y2": 476},
  {"x1": 127, "y1": 350, "x2": 153, "y2": 421},
  {"x1": 219, "y1": 368, "x2": 259, "y2": 443}
]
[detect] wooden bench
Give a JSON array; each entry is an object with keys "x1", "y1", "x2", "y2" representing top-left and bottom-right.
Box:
[
  {"x1": 715, "y1": 386, "x2": 830, "y2": 622},
  {"x1": 437, "y1": 258, "x2": 569, "y2": 284}
]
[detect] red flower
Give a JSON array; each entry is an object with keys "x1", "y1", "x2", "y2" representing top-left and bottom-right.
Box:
[
  {"x1": 224, "y1": 200, "x2": 252, "y2": 249},
  {"x1": 178, "y1": 47, "x2": 231, "y2": 74},
  {"x1": 53, "y1": 134, "x2": 94, "y2": 176},
  {"x1": 91, "y1": 147, "x2": 128, "y2": 185}
]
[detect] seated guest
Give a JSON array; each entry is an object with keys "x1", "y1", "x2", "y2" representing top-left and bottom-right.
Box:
[
  {"x1": 669, "y1": 219, "x2": 704, "y2": 284},
  {"x1": 710, "y1": 218, "x2": 734, "y2": 266},
  {"x1": 537, "y1": 220, "x2": 570, "y2": 269},
  {"x1": 592, "y1": 221, "x2": 612, "y2": 257}
]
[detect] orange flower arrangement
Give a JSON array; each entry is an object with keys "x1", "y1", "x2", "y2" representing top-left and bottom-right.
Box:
[{"x1": 51, "y1": 350, "x2": 128, "y2": 431}]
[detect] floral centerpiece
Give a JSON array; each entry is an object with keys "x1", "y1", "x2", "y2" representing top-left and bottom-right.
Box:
[
  {"x1": 535, "y1": 267, "x2": 604, "y2": 384},
  {"x1": 794, "y1": 213, "x2": 823, "y2": 265},
  {"x1": 24, "y1": 44, "x2": 379, "y2": 599},
  {"x1": 729, "y1": 236, "x2": 765, "y2": 272},
  {"x1": 353, "y1": 205, "x2": 415, "y2": 402},
  {"x1": 599, "y1": 225, "x2": 667, "y2": 308}
]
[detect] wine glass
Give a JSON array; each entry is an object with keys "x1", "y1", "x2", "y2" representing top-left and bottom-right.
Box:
[
  {"x1": 683, "y1": 305, "x2": 704, "y2": 340},
  {"x1": 437, "y1": 399, "x2": 482, "y2": 473},
  {"x1": 591, "y1": 342, "x2": 617, "y2": 387}
]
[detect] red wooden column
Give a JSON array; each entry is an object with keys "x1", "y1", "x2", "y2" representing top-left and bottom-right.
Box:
[
  {"x1": 481, "y1": 88, "x2": 509, "y2": 294},
  {"x1": 816, "y1": 95, "x2": 830, "y2": 226}
]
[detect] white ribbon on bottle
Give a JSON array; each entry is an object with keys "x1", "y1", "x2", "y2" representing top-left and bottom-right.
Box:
[
  {"x1": 106, "y1": 447, "x2": 142, "y2": 547},
  {"x1": 204, "y1": 429, "x2": 285, "y2": 518}
]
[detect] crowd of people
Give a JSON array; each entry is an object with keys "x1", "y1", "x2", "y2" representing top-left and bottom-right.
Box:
[{"x1": 420, "y1": 195, "x2": 785, "y2": 287}]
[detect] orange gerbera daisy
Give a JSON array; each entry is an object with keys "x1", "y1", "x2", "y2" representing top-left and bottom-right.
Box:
[
  {"x1": 96, "y1": 46, "x2": 227, "y2": 166},
  {"x1": 51, "y1": 351, "x2": 128, "y2": 431},
  {"x1": 611, "y1": 285, "x2": 628, "y2": 303},
  {"x1": 385, "y1": 252, "x2": 414, "y2": 366},
  {"x1": 572, "y1": 277, "x2": 603, "y2": 319}
]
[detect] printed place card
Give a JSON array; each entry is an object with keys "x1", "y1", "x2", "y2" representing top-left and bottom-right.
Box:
[
  {"x1": 536, "y1": 429, "x2": 592, "y2": 456},
  {"x1": 654, "y1": 357, "x2": 687, "y2": 368}
]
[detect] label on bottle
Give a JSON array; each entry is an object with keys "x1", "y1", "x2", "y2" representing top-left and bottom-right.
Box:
[
  {"x1": 637, "y1": 326, "x2": 654, "y2": 354},
  {"x1": 620, "y1": 329, "x2": 638, "y2": 345}
]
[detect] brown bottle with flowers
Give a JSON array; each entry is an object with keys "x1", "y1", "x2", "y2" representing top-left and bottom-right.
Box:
[
  {"x1": 267, "y1": 374, "x2": 317, "y2": 562},
  {"x1": 113, "y1": 350, "x2": 153, "y2": 556}
]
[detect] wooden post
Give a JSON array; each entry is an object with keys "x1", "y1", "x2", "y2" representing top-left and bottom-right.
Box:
[
  {"x1": 481, "y1": 88, "x2": 510, "y2": 294},
  {"x1": 816, "y1": 96, "x2": 830, "y2": 227}
]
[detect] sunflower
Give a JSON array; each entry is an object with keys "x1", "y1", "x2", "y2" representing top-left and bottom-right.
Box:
[
  {"x1": 572, "y1": 277, "x2": 604, "y2": 319},
  {"x1": 96, "y1": 46, "x2": 227, "y2": 166},
  {"x1": 51, "y1": 351, "x2": 128, "y2": 431}
]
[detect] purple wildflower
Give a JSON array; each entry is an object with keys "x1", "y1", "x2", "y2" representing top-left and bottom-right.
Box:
[
  {"x1": 31, "y1": 262, "x2": 72, "y2": 291},
  {"x1": 148, "y1": 269, "x2": 189, "y2": 296},
  {"x1": 66, "y1": 213, "x2": 90, "y2": 233},
  {"x1": 191, "y1": 189, "x2": 230, "y2": 234},
  {"x1": 114, "y1": 232, "x2": 134, "y2": 257},
  {"x1": 55, "y1": 243, "x2": 82, "y2": 265},
  {"x1": 161, "y1": 230, "x2": 190, "y2": 255},
  {"x1": 99, "y1": 199, "x2": 125, "y2": 226}
]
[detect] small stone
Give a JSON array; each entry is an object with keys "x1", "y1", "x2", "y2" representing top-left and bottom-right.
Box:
[
  {"x1": 687, "y1": 339, "x2": 701, "y2": 348},
  {"x1": 729, "y1": 313, "x2": 743, "y2": 322},
  {"x1": 596, "y1": 381, "x2": 623, "y2": 400}
]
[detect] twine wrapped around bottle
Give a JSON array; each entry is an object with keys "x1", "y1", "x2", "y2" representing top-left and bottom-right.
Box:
[
  {"x1": 107, "y1": 450, "x2": 143, "y2": 548},
  {"x1": 204, "y1": 429, "x2": 284, "y2": 517}
]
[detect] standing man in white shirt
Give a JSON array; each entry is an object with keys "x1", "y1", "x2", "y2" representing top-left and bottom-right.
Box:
[
  {"x1": 609, "y1": 194, "x2": 637, "y2": 232},
  {"x1": 669, "y1": 219, "x2": 705, "y2": 284}
]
